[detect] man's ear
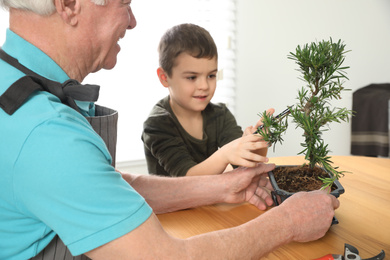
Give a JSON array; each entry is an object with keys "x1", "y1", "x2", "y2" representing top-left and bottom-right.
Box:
[
  {"x1": 54, "y1": 0, "x2": 80, "y2": 26},
  {"x1": 157, "y1": 67, "x2": 169, "y2": 87}
]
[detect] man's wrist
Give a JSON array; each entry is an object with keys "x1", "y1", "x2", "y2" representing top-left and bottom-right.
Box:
[
  {"x1": 271, "y1": 205, "x2": 295, "y2": 243},
  {"x1": 209, "y1": 174, "x2": 231, "y2": 204}
]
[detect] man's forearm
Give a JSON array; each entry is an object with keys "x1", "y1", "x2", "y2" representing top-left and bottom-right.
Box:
[
  {"x1": 122, "y1": 164, "x2": 275, "y2": 214},
  {"x1": 183, "y1": 190, "x2": 338, "y2": 259},
  {"x1": 183, "y1": 206, "x2": 293, "y2": 259},
  {"x1": 86, "y1": 207, "x2": 294, "y2": 260},
  {"x1": 86, "y1": 189, "x2": 337, "y2": 259},
  {"x1": 123, "y1": 173, "x2": 226, "y2": 214}
]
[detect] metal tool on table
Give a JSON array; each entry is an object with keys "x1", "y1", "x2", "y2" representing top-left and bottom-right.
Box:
[
  {"x1": 253, "y1": 106, "x2": 292, "y2": 134},
  {"x1": 313, "y1": 243, "x2": 385, "y2": 260}
]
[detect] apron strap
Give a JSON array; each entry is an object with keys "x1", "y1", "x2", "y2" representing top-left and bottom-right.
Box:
[{"x1": 0, "y1": 48, "x2": 100, "y2": 115}]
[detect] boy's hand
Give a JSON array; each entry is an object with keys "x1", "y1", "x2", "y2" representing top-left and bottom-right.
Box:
[
  {"x1": 243, "y1": 126, "x2": 269, "y2": 158},
  {"x1": 220, "y1": 135, "x2": 270, "y2": 168},
  {"x1": 239, "y1": 107, "x2": 275, "y2": 161},
  {"x1": 220, "y1": 108, "x2": 275, "y2": 168},
  {"x1": 249, "y1": 108, "x2": 275, "y2": 135}
]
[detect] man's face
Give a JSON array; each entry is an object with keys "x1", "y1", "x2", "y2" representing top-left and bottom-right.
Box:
[
  {"x1": 167, "y1": 52, "x2": 218, "y2": 116},
  {"x1": 81, "y1": 0, "x2": 136, "y2": 72}
]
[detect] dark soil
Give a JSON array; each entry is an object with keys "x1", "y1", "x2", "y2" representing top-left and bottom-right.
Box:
[{"x1": 272, "y1": 165, "x2": 333, "y2": 193}]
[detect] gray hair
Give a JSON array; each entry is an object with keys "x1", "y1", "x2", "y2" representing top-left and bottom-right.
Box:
[{"x1": 0, "y1": 0, "x2": 106, "y2": 16}]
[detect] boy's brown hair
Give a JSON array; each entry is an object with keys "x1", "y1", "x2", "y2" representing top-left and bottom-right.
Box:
[{"x1": 158, "y1": 23, "x2": 218, "y2": 77}]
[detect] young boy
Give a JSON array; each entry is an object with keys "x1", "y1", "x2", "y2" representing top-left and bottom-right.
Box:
[{"x1": 142, "y1": 23, "x2": 272, "y2": 177}]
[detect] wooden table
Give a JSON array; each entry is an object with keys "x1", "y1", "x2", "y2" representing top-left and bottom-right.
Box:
[{"x1": 157, "y1": 156, "x2": 390, "y2": 259}]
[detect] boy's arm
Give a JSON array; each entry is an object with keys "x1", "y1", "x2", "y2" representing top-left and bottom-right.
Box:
[
  {"x1": 142, "y1": 111, "x2": 205, "y2": 177},
  {"x1": 185, "y1": 135, "x2": 270, "y2": 176},
  {"x1": 183, "y1": 107, "x2": 275, "y2": 177}
]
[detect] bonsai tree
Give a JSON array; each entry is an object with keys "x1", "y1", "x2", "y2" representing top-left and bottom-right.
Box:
[{"x1": 257, "y1": 38, "x2": 353, "y2": 189}]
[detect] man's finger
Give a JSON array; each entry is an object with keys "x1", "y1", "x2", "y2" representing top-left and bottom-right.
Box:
[
  {"x1": 330, "y1": 194, "x2": 340, "y2": 209},
  {"x1": 254, "y1": 163, "x2": 275, "y2": 175}
]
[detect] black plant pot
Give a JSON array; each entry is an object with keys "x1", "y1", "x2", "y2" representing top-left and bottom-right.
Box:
[{"x1": 268, "y1": 165, "x2": 345, "y2": 225}]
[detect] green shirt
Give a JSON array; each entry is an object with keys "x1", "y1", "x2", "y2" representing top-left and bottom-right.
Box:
[{"x1": 142, "y1": 96, "x2": 243, "y2": 176}]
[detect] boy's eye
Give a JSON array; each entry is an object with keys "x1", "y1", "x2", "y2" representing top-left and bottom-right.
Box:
[
  {"x1": 208, "y1": 74, "x2": 217, "y2": 79},
  {"x1": 187, "y1": 76, "x2": 196, "y2": 80}
]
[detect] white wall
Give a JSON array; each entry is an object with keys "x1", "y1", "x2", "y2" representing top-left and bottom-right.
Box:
[
  {"x1": 235, "y1": 0, "x2": 390, "y2": 158},
  {"x1": 0, "y1": 9, "x2": 7, "y2": 43}
]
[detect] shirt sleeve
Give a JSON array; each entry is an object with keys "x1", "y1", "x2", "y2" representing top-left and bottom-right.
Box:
[
  {"x1": 142, "y1": 112, "x2": 198, "y2": 177},
  {"x1": 13, "y1": 115, "x2": 152, "y2": 256},
  {"x1": 214, "y1": 103, "x2": 243, "y2": 146}
]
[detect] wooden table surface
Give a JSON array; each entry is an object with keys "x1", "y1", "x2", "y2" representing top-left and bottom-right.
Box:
[{"x1": 157, "y1": 156, "x2": 390, "y2": 259}]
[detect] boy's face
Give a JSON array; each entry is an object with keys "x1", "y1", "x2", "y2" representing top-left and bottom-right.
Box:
[{"x1": 165, "y1": 52, "x2": 218, "y2": 116}]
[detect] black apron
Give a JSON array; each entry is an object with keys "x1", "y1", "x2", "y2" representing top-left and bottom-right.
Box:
[{"x1": 0, "y1": 49, "x2": 118, "y2": 259}]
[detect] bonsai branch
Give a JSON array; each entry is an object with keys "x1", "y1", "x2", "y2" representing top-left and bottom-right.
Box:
[{"x1": 257, "y1": 38, "x2": 353, "y2": 188}]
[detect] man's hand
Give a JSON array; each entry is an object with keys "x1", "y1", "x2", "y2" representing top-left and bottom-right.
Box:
[
  {"x1": 221, "y1": 163, "x2": 275, "y2": 210},
  {"x1": 279, "y1": 190, "x2": 340, "y2": 242}
]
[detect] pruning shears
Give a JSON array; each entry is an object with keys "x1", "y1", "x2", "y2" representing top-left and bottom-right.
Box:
[{"x1": 313, "y1": 243, "x2": 385, "y2": 260}]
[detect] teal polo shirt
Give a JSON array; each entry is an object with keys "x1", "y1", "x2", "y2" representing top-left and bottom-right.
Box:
[{"x1": 0, "y1": 29, "x2": 152, "y2": 260}]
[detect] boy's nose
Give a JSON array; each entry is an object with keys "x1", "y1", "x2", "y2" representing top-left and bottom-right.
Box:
[{"x1": 198, "y1": 78, "x2": 210, "y2": 90}]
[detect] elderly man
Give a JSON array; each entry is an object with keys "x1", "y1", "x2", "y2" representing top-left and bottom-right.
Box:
[{"x1": 0, "y1": 0, "x2": 339, "y2": 259}]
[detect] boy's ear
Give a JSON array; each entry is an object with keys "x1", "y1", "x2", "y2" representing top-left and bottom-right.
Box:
[
  {"x1": 157, "y1": 67, "x2": 169, "y2": 87},
  {"x1": 55, "y1": 0, "x2": 80, "y2": 26}
]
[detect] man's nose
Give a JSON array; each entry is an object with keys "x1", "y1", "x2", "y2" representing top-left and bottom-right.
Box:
[{"x1": 127, "y1": 7, "x2": 137, "y2": 29}]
